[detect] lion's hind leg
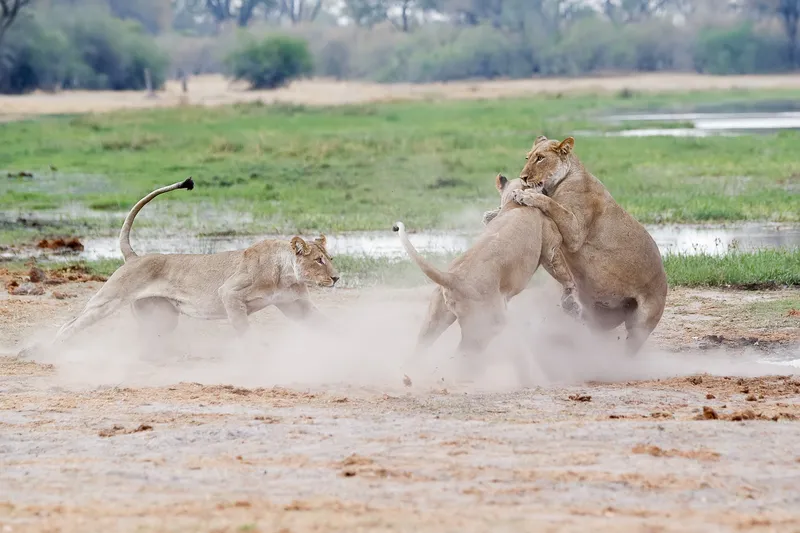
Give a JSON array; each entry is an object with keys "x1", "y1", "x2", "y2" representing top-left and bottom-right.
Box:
[
  {"x1": 624, "y1": 295, "x2": 664, "y2": 356},
  {"x1": 453, "y1": 299, "x2": 508, "y2": 381},
  {"x1": 132, "y1": 297, "x2": 180, "y2": 362},
  {"x1": 415, "y1": 287, "x2": 457, "y2": 351},
  {"x1": 401, "y1": 288, "x2": 456, "y2": 384},
  {"x1": 51, "y1": 287, "x2": 129, "y2": 348},
  {"x1": 132, "y1": 297, "x2": 179, "y2": 336}
]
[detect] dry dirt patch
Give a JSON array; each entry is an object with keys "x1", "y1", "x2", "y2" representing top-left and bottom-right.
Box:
[
  {"x1": 3, "y1": 73, "x2": 800, "y2": 118},
  {"x1": 1, "y1": 279, "x2": 799, "y2": 531}
]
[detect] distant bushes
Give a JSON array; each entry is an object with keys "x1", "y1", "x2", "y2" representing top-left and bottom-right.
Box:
[
  {"x1": 225, "y1": 35, "x2": 313, "y2": 89},
  {"x1": 4, "y1": 7, "x2": 798, "y2": 93},
  {"x1": 693, "y1": 23, "x2": 789, "y2": 75},
  {"x1": 281, "y1": 15, "x2": 795, "y2": 83},
  {"x1": 0, "y1": 9, "x2": 168, "y2": 94}
]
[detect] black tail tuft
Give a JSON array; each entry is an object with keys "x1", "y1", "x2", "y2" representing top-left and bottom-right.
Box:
[
  {"x1": 392, "y1": 225, "x2": 400, "y2": 232},
  {"x1": 180, "y1": 177, "x2": 194, "y2": 191}
]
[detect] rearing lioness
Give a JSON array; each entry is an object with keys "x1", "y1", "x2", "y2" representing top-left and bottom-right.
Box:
[
  {"x1": 511, "y1": 136, "x2": 667, "y2": 355},
  {"x1": 394, "y1": 175, "x2": 579, "y2": 358},
  {"x1": 22, "y1": 178, "x2": 339, "y2": 355}
]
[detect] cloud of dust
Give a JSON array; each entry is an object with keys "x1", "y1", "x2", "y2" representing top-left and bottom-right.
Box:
[{"x1": 28, "y1": 276, "x2": 794, "y2": 392}]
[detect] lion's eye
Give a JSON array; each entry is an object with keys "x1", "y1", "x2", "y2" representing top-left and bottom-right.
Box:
[
  {"x1": 316, "y1": 258, "x2": 325, "y2": 265},
  {"x1": 536, "y1": 155, "x2": 545, "y2": 163}
]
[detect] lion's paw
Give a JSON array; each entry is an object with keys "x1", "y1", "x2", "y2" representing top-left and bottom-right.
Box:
[
  {"x1": 560, "y1": 290, "x2": 583, "y2": 321},
  {"x1": 482, "y1": 208, "x2": 500, "y2": 226}
]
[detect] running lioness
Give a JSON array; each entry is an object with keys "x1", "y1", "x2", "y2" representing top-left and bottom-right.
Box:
[{"x1": 20, "y1": 178, "x2": 338, "y2": 356}]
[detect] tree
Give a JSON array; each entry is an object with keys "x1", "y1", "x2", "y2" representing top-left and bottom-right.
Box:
[
  {"x1": 344, "y1": 0, "x2": 438, "y2": 31},
  {"x1": 343, "y1": 0, "x2": 390, "y2": 28},
  {"x1": 753, "y1": 0, "x2": 800, "y2": 66},
  {"x1": 0, "y1": 0, "x2": 32, "y2": 60},
  {"x1": 602, "y1": 0, "x2": 672, "y2": 23},
  {"x1": 108, "y1": 0, "x2": 173, "y2": 34},
  {"x1": 183, "y1": 0, "x2": 279, "y2": 28},
  {"x1": 279, "y1": 0, "x2": 324, "y2": 24},
  {"x1": 390, "y1": 0, "x2": 440, "y2": 31}
]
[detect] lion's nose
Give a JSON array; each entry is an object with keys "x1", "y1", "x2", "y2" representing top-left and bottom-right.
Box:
[{"x1": 331, "y1": 276, "x2": 340, "y2": 284}]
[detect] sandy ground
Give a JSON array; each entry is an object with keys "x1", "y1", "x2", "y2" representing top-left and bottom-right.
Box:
[
  {"x1": 1, "y1": 268, "x2": 799, "y2": 532},
  {"x1": 3, "y1": 73, "x2": 800, "y2": 118}
]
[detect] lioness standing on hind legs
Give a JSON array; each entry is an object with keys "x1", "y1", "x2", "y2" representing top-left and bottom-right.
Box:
[
  {"x1": 495, "y1": 135, "x2": 667, "y2": 355},
  {"x1": 19, "y1": 178, "x2": 340, "y2": 358},
  {"x1": 394, "y1": 174, "x2": 581, "y2": 383}
]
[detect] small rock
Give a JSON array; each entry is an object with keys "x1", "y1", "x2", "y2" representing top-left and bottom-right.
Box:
[
  {"x1": 687, "y1": 375, "x2": 703, "y2": 385},
  {"x1": 28, "y1": 267, "x2": 46, "y2": 283},
  {"x1": 701, "y1": 406, "x2": 719, "y2": 420},
  {"x1": 731, "y1": 410, "x2": 757, "y2": 422},
  {"x1": 706, "y1": 393, "x2": 716, "y2": 400},
  {"x1": 568, "y1": 394, "x2": 592, "y2": 402},
  {"x1": 10, "y1": 283, "x2": 45, "y2": 296},
  {"x1": 52, "y1": 291, "x2": 77, "y2": 300},
  {"x1": 746, "y1": 394, "x2": 757, "y2": 402},
  {"x1": 403, "y1": 374, "x2": 412, "y2": 387}
]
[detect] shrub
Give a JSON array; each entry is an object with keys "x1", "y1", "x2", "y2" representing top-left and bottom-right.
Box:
[
  {"x1": 0, "y1": 9, "x2": 168, "y2": 94},
  {"x1": 225, "y1": 35, "x2": 313, "y2": 89},
  {"x1": 62, "y1": 12, "x2": 169, "y2": 90},
  {"x1": 693, "y1": 23, "x2": 789, "y2": 74},
  {"x1": 0, "y1": 14, "x2": 76, "y2": 94},
  {"x1": 376, "y1": 24, "x2": 533, "y2": 83}
]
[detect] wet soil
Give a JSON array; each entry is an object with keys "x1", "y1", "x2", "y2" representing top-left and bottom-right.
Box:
[{"x1": 1, "y1": 276, "x2": 799, "y2": 532}]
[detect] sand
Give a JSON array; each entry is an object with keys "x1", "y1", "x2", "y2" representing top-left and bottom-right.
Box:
[
  {"x1": 1, "y1": 270, "x2": 798, "y2": 532},
  {"x1": 2, "y1": 73, "x2": 800, "y2": 119}
]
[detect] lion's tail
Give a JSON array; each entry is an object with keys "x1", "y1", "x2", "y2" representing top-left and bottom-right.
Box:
[
  {"x1": 119, "y1": 177, "x2": 194, "y2": 261},
  {"x1": 393, "y1": 222, "x2": 460, "y2": 292}
]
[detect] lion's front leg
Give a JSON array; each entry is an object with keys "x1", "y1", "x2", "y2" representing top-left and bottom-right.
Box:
[
  {"x1": 218, "y1": 275, "x2": 252, "y2": 335},
  {"x1": 275, "y1": 297, "x2": 327, "y2": 324},
  {"x1": 539, "y1": 219, "x2": 582, "y2": 321},
  {"x1": 512, "y1": 190, "x2": 586, "y2": 253}
]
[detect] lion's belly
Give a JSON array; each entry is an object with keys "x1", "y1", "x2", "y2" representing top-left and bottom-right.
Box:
[
  {"x1": 565, "y1": 238, "x2": 662, "y2": 305},
  {"x1": 172, "y1": 297, "x2": 228, "y2": 319}
]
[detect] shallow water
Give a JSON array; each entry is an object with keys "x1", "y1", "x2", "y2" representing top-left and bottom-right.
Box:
[
  {"x1": 604, "y1": 111, "x2": 800, "y2": 137},
  {"x1": 6, "y1": 223, "x2": 798, "y2": 262}
]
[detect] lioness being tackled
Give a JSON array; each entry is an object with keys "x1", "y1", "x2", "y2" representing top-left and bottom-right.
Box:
[
  {"x1": 510, "y1": 136, "x2": 667, "y2": 355},
  {"x1": 22, "y1": 178, "x2": 339, "y2": 356},
  {"x1": 394, "y1": 174, "x2": 579, "y2": 362}
]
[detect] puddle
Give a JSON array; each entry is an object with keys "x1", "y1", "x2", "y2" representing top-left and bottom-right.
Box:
[
  {"x1": 603, "y1": 111, "x2": 800, "y2": 137},
  {"x1": 3, "y1": 223, "x2": 798, "y2": 262}
]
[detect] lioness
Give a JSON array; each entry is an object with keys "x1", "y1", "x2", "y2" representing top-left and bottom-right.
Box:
[
  {"x1": 394, "y1": 174, "x2": 579, "y2": 359},
  {"x1": 510, "y1": 136, "x2": 667, "y2": 355},
  {"x1": 21, "y1": 178, "x2": 339, "y2": 356}
]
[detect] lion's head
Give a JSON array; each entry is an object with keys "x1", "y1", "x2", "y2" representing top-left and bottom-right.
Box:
[
  {"x1": 290, "y1": 235, "x2": 340, "y2": 287},
  {"x1": 519, "y1": 136, "x2": 574, "y2": 195},
  {"x1": 494, "y1": 174, "x2": 527, "y2": 205}
]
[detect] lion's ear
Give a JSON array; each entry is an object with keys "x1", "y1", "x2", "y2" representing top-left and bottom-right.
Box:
[
  {"x1": 495, "y1": 174, "x2": 508, "y2": 193},
  {"x1": 557, "y1": 137, "x2": 575, "y2": 155},
  {"x1": 314, "y1": 235, "x2": 327, "y2": 248},
  {"x1": 291, "y1": 236, "x2": 310, "y2": 256}
]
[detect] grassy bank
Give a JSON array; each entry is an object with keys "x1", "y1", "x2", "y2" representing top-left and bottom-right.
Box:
[
  {"x1": 7, "y1": 248, "x2": 799, "y2": 290},
  {"x1": 662, "y1": 249, "x2": 800, "y2": 289},
  {"x1": 1, "y1": 89, "x2": 799, "y2": 242}
]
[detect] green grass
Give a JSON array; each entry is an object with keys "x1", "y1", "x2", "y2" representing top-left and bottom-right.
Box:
[
  {"x1": 10, "y1": 248, "x2": 797, "y2": 289},
  {"x1": 743, "y1": 297, "x2": 800, "y2": 320},
  {"x1": 1, "y1": 89, "x2": 799, "y2": 242},
  {"x1": 663, "y1": 249, "x2": 800, "y2": 289}
]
